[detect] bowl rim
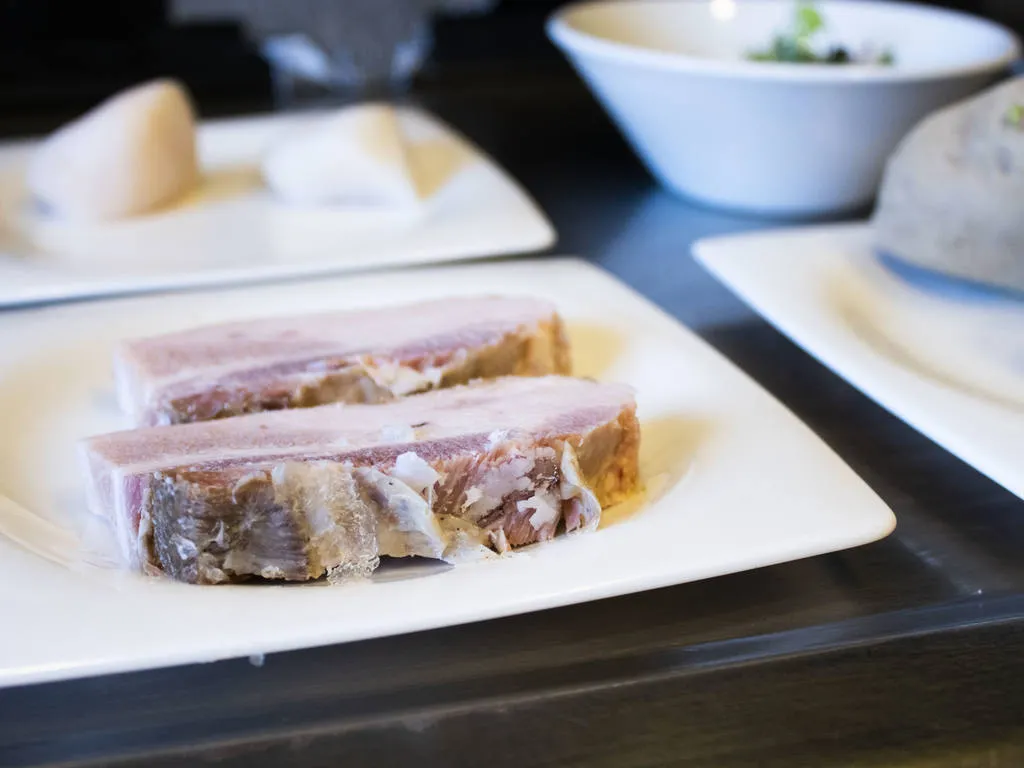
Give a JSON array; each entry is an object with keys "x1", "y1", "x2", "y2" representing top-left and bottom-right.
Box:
[{"x1": 547, "y1": 0, "x2": 1023, "y2": 84}]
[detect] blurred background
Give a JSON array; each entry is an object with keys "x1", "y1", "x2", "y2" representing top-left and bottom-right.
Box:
[{"x1": 1, "y1": 0, "x2": 1021, "y2": 136}]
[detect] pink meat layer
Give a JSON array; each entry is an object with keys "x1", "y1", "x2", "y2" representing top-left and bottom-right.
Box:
[{"x1": 114, "y1": 296, "x2": 567, "y2": 426}]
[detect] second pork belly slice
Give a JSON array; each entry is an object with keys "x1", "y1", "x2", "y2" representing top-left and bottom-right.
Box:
[
  {"x1": 82, "y1": 376, "x2": 640, "y2": 585},
  {"x1": 115, "y1": 296, "x2": 570, "y2": 426}
]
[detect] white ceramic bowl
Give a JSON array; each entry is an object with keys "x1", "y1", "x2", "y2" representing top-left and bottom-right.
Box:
[{"x1": 548, "y1": 0, "x2": 1021, "y2": 217}]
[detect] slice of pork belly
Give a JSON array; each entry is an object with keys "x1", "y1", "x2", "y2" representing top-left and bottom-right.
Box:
[
  {"x1": 81, "y1": 376, "x2": 640, "y2": 584},
  {"x1": 115, "y1": 296, "x2": 570, "y2": 427}
]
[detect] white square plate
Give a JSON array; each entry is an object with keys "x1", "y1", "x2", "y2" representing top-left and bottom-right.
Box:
[
  {"x1": 0, "y1": 258, "x2": 894, "y2": 688},
  {"x1": 695, "y1": 223, "x2": 1024, "y2": 500},
  {"x1": 0, "y1": 108, "x2": 554, "y2": 308}
]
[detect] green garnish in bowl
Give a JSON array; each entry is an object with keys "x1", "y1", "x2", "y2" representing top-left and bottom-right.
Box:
[
  {"x1": 1005, "y1": 104, "x2": 1024, "y2": 129},
  {"x1": 749, "y1": 1, "x2": 895, "y2": 65}
]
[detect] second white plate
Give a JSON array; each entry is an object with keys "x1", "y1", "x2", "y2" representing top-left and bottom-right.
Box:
[
  {"x1": 695, "y1": 223, "x2": 1024, "y2": 500},
  {"x1": 0, "y1": 257, "x2": 894, "y2": 688},
  {"x1": 0, "y1": 107, "x2": 554, "y2": 307}
]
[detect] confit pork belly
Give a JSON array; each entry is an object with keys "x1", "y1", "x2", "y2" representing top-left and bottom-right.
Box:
[
  {"x1": 115, "y1": 296, "x2": 570, "y2": 426},
  {"x1": 80, "y1": 376, "x2": 640, "y2": 584}
]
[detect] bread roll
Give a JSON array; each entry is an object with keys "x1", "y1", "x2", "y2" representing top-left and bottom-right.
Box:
[{"x1": 873, "y1": 76, "x2": 1024, "y2": 293}]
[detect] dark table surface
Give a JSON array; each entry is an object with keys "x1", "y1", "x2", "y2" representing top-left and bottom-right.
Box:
[{"x1": 1, "y1": 56, "x2": 1023, "y2": 768}]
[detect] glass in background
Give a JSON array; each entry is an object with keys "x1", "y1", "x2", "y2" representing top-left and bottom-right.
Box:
[{"x1": 173, "y1": 0, "x2": 500, "y2": 105}]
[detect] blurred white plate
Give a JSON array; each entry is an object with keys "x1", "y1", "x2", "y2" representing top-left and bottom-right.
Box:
[
  {"x1": 695, "y1": 223, "x2": 1024, "y2": 499},
  {"x1": 0, "y1": 108, "x2": 554, "y2": 307},
  {"x1": 0, "y1": 257, "x2": 893, "y2": 688}
]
